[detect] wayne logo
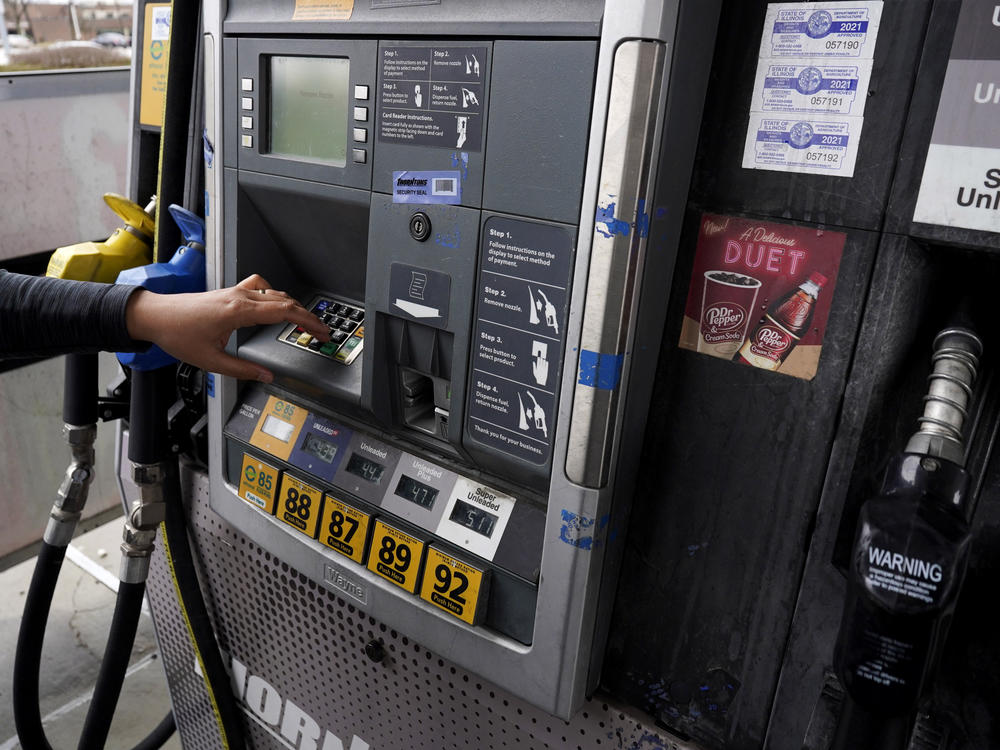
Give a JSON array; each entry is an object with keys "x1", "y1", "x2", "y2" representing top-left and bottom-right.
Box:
[{"x1": 196, "y1": 655, "x2": 372, "y2": 750}]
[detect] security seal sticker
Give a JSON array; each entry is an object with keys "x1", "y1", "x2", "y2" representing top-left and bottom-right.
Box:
[
  {"x1": 367, "y1": 520, "x2": 426, "y2": 593},
  {"x1": 392, "y1": 170, "x2": 462, "y2": 204},
  {"x1": 742, "y1": 113, "x2": 860, "y2": 177},
  {"x1": 761, "y1": 2, "x2": 883, "y2": 59},
  {"x1": 319, "y1": 496, "x2": 372, "y2": 564},
  {"x1": 752, "y1": 59, "x2": 873, "y2": 117},
  {"x1": 238, "y1": 454, "x2": 280, "y2": 514},
  {"x1": 419, "y1": 547, "x2": 489, "y2": 626},
  {"x1": 277, "y1": 473, "x2": 323, "y2": 539}
]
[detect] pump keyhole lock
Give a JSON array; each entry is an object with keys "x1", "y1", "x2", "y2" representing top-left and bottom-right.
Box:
[
  {"x1": 364, "y1": 639, "x2": 387, "y2": 664},
  {"x1": 409, "y1": 211, "x2": 431, "y2": 242}
]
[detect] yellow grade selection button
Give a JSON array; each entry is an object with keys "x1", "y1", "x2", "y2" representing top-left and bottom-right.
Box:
[
  {"x1": 277, "y1": 474, "x2": 323, "y2": 539},
  {"x1": 238, "y1": 454, "x2": 280, "y2": 514},
  {"x1": 319, "y1": 496, "x2": 372, "y2": 564},
  {"x1": 366, "y1": 521, "x2": 424, "y2": 593},
  {"x1": 419, "y1": 548, "x2": 489, "y2": 626}
]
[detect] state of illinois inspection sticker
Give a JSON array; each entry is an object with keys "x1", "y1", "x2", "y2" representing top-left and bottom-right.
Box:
[
  {"x1": 752, "y1": 60, "x2": 872, "y2": 116},
  {"x1": 742, "y1": 114, "x2": 860, "y2": 176},
  {"x1": 761, "y1": 2, "x2": 883, "y2": 59}
]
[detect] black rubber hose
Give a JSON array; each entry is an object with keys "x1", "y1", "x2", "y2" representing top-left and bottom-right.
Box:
[
  {"x1": 131, "y1": 711, "x2": 177, "y2": 750},
  {"x1": 77, "y1": 580, "x2": 147, "y2": 750},
  {"x1": 13, "y1": 541, "x2": 64, "y2": 750},
  {"x1": 162, "y1": 463, "x2": 246, "y2": 749},
  {"x1": 63, "y1": 353, "x2": 99, "y2": 426}
]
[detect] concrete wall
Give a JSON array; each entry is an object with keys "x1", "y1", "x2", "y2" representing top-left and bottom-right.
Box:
[{"x1": 0, "y1": 68, "x2": 130, "y2": 261}]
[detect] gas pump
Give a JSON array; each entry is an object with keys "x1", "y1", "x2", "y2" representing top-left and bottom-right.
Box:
[{"x1": 132, "y1": 0, "x2": 726, "y2": 740}]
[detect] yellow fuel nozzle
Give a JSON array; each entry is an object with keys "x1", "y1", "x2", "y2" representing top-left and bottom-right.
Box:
[{"x1": 46, "y1": 194, "x2": 157, "y2": 282}]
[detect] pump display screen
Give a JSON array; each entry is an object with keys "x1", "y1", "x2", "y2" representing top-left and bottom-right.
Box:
[
  {"x1": 269, "y1": 56, "x2": 349, "y2": 166},
  {"x1": 302, "y1": 433, "x2": 338, "y2": 464},
  {"x1": 394, "y1": 475, "x2": 439, "y2": 510},
  {"x1": 449, "y1": 499, "x2": 499, "y2": 538},
  {"x1": 261, "y1": 415, "x2": 295, "y2": 443},
  {"x1": 345, "y1": 453, "x2": 385, "y2": 484}
]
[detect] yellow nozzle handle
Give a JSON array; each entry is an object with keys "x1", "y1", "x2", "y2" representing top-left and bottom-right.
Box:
[{"x1": 103, "y1": 193, "x2": 156, "y2": 239}]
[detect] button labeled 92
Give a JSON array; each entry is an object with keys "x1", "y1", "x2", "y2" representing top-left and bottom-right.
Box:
[
  {"x1": 366, "y1": 520, "x2": 424, "y2": 593},
  {"x1": 319, "y1": 496, "x2": 372, "y2": 564},
  {"x1": 277, "y1": 473, "x2": 322, "y2": 539},
  {"x1": 419, "y1": 547, "x2": 489, "y2": 626}
]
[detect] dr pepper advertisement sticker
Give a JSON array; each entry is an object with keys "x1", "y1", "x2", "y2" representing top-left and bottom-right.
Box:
[{"x1": 678, "y1": 213, "x2": 845, "y2": 380}]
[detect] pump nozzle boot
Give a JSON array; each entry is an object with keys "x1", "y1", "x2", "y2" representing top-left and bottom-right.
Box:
[
  {"x1": 116, "y1": 205, "x2": 206, "y2": 371},
  {"x1": 832, "y1": 327, "x2": 983, "y2": 750}
]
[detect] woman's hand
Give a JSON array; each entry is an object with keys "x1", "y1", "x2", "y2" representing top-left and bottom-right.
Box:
[{"x1": 125, "y1": 274, "x2": 329, "y2": 382}]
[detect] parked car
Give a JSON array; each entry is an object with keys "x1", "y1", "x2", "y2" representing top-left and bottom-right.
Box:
[
  {"x1": 5, "y1": 34, "x2": 34, "y2": 49},
  {"x1": 94, "y1": 32, "x2": 130, "y2": 48}
]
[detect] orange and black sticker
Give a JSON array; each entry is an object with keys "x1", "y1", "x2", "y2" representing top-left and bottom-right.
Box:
[
  {"x1": 319, "y1": 496, "x2": 371, "y2": 564},
  {"x1": 277, "y1": 474, "x2": 323, "y2": 539},
  {"x1": 366, "y1": 521, "x2": 424, "y2": 593},
  {"x1": 419, "y1": 547, "x2": 488, "y2": 626}
]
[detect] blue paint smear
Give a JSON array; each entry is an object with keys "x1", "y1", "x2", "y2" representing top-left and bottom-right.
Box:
[
  {"x1": 559, "y1": 509, "x2": 611, "y2": 550},
  {"x1": 636, "y1": 199, "x2": 650, "y2": 238},
  {"x1": 435, "y1": 228, "x2": 460, "y2": 248},
  {"x1": 450, "y1": 151, "x2": 470, "y2": 180},
  {"x1": 578, "y1": 350, "x2": 625, "y2": 390},
  {"x1": 595, "y1": 201, "x2": 631, "y2": 239},
  {"x1": 206, "y1": 373, "x2": 215, "y2": 398}
]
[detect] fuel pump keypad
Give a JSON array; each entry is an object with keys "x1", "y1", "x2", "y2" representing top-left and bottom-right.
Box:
[{"x1": 280, "y1": 296, "x2": 365, "y2": 364}]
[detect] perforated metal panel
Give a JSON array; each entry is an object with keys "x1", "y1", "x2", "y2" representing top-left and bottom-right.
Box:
[{"x1": 144, "y1": 462, "x2": 705, "y2": 750}]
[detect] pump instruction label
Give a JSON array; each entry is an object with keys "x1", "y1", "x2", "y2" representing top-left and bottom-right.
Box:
[
  {"x1": 466, "y1": 217, "x2": 574, "y2": 465},
  {"x1": 378, "y1": 44, "x2": 487, "y2": 152}
]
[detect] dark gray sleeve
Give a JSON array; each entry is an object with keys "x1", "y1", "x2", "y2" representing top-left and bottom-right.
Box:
[{"x1": 0, "y1": 270, "x2": 150, "y2": 359}]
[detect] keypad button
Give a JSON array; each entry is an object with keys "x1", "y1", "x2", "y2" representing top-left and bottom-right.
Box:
[
  {"x1": 348, "y1": 309, "x2": 364, "y2": 321},
  {"x1": 320, "y1": 342, "x2": 339, "y2": 356},
  {"x1": 241, "y1": 116, "x2": 253, "y2": 130},
  {"x1": 354, "y1": 84, "x2": 369, "y2": 100},
  {"x1": 339, "y1": 320, "x2": 355, "y2": 332},
  {"x1": 332, "y1": 331, "x2": 347, "y2": 344},
  {"x1": 241, "y1": 97, "x2": 253, "y2": 111},
  {"x1": 241, "y1": 78, "x2": 254, "y2": 92},
  {"x1": 353, "y1": 127, "x2": 367, "y2": 143},
  {"x1": 296, "y1": 333, "x2": 314, "y2": 347},
  {"x1": 352, "y1": 148, "x2": 367, "y2": 164},
  {"x1": 241, "y1": 134, "x2": 253, "y2": 148},
  {"x1": 353, "y1": 106, "x2": 368, "y2": 122},
  {"x1": 308, "y1": 339, "x2": 323, "y2": 351}
]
